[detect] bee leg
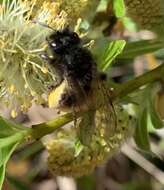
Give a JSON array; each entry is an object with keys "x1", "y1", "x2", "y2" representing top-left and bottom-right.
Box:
[
  {"x1": 40, "y1": 52, "x2": 58, "y2": 65},
  {"x1": 48, "y1": 79, "x2": 64, "y2": 91},
  {"x1": 40, "y1": 52, "x2": 61, "y2": 69},
  {"x1": 59, "y1": 92, "x2": 78, "y2": 126},
  {"x1": 40, "y1": 52, "x2": 52, "y2": 62},
  {"x1": 59, "y1": 92, "x2": 77, "y2": 108},
  {"x1": 40, "y1": 52, "x2": 64, "y2": 88}
]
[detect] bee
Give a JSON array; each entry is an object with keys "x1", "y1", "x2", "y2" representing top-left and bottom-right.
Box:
[{"x1": 41, "y1": 26, "x2": 117, "y2": 144}]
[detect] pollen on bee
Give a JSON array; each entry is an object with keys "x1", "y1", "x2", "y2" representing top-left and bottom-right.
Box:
[{"x1": 11, "y1": 109, "x2": 18, "y2": 118}]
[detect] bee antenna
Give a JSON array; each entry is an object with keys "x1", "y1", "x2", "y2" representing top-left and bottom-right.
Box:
[{"x1": 32, "y1": 20, "x2": 55, "y2": 31}]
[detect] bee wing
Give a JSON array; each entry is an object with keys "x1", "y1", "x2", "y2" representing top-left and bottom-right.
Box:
[
  {"x1": 95, "y1": 80, "x2": 117, "y2": 140},
  {"x1": 64, "y1": 69, "x2": 117, "y2": 140},
  {"x1": 40, "y1": 53, "x2": 64, "y2": 88},
  {"x1": 61, "y1": 75, "x2": 97, "y2": 145},
  {"x1": 77, "y1": 110, "x2": 96, "y2": 146},
  {"x1": 74, "y1": 76, "x2": 117, "y2": 144}
]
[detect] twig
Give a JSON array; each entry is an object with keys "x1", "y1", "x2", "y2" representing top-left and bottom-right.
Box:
[
  {"x1": 113, "y1": 63, "x2": 164, "y2": 99},
  {"x1": 30, "y1": 112, "x2": 75, "y2": 139}
]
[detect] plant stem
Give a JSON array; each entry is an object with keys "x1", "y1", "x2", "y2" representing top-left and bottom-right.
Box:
[
  {"x1": 30, "y1": 112, "x2": 83, "y2": 139},
  {"x1": 113, "y1": 63, "x2": 164, "y2": 99},
  {"x1": 30, "y1": 63, "x2": 164, "y2": 140},
  {"x1": 30, "y1": 113, "x2": 74, "y2": 139}
]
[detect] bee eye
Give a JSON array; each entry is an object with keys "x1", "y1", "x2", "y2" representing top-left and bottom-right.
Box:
[{"x1": 51, "y1": 42, "x2": 57, "y2": 47}]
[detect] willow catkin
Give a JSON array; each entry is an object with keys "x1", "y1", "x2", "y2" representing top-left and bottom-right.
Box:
[
  {"x1": 125, "y1": 0, "x2": 164, "y2": 36},
  {"x1": 44, "y1": 105, "x2": 135, "y2": 177},
  {"x1": 0, "y1": 0, "x2": 55, "y2": 116},
  {"x1": 22, "y1": 0, "x2": 100, "y2": 29}
]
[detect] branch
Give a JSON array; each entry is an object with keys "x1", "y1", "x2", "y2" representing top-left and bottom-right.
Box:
[
  {"x1": 30, "y1": 63, "x2": 164, "y2": 140},
  {"x1": 30, "y1": 112, "x2": 75, "y2": 139},
  {"x1": 113, "y1": 63, "x2": 164, "y2": 99}
]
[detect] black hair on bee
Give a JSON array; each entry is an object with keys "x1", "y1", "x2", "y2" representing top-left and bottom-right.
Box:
[
  {"x1": 42, "y1": 27, "x2": 101, "y2": 110},
  {"x1": 41, "y1": 26, "x2": 117, "y2": 145}
]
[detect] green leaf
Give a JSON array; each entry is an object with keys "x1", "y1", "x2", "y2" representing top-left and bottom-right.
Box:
[
  {"x1": 0, "y1": 144, "x2": 19, "y2": 166},
  {"x1": 0, "y1": 133, "x2": 24, "y2": 149},
  {"x1": 99, "y1": 40, "x2": 126, "y2": 71},
  {"x1": 7, "y1": 175, "x2": 29, "y2": 190},
  {"x1": 155, "y1": 48, "x2": 164, "y2": 59},
  {"x1": 0, "y1": 116, "x2": 29, "y2": 144},
  {"x1": 149, "y1": 102, "x2": 164, "y2": 129},
  {"x1": 93, "y1": 38, "x2": 108, "y2": 64},
  {"x1": 78, "y1": 111, "x2": 95, "y2": 146},
  {"x1": 122, "y1": 17, "x2": 137, "y2": 32},
  {"x1": 0, "y1": 143, "x2": 19, "y2": 190},
  {"x1": 0, "y1": 135, "x2": 24, "y2": 190},
  {"x1": 0, "y1": 115, "x2": 29, "y2": 190},
  {"x1": 0, "y1": 116, "x2": 25, "y2": 138},
  {"x1": 17, "y1": 141, "x2": 43, "y2": 160},
  {"x1": 113, "y1": 0, "x2": 126, "y2": 18},
  {"x1": 118, "y1": 40, "x2": 164, "y2": 60},
  {"x1": 130, "y1": 84, "x2": 164, "y2": 152},
  {"x1": 146, "y1": 112, "x2": 156, "y2": 133},
  {"x1": 0, "y1": 166, "x2": 5, "y2": 190},
  {"x1": 148, "y1": 85, "x2": 164, "y2": 129},
  {"x1": 134, "y1": 108, "x2": 151, "y2": 151},
  {"x1": 75, "y1": 140, "x2": 84, "y2": 157},
  {"x1": 77, "y1": 175, "x2": 95, "y2": 190}
]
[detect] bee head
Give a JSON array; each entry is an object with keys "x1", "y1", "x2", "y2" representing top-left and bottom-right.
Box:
[{"x1": 47, "y1": 27, "x2": 81, "y2": 55}]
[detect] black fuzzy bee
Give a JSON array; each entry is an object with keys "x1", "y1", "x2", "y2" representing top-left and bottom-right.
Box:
[
  {"x1": 42, "y1": 27, "x2": 98, "y2": 110},
  {"x1": 41, "y1": 27, "x2": 117, "y2": 145}
]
